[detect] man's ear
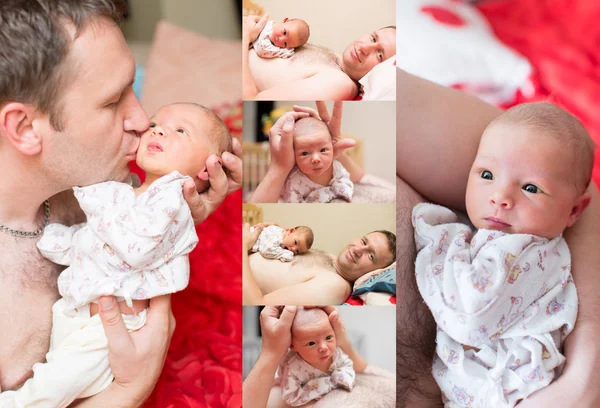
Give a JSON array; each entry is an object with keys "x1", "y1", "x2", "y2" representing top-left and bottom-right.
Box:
[
  {"x1": 0, "y1": 102, "x2": 43, "y2": 155},
  {"x1": 567, "y1": 191, "x2": 592, "y2": 227}
]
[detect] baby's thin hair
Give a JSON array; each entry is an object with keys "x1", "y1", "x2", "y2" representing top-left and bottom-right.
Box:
[
  {"x1": 488, "y1": 102, "x2": 595, "y2": 193},
  {"x1": 293, "y1": 117, "x2": 331, "y2": 140},
  {"x1": 291, "y1": 308, "x2": 330, "y2": 337},
  {"x1": 171, "y1": 102, "x2": 233, "y2": 156},
  {"x1": 288, "y1": 19, "x2": 310, "y2": 47},
  {"x1": 295, "y1": 225, "x2": 314, "y2": 249}
]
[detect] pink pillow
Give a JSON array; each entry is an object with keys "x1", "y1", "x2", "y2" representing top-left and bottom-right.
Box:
[{"x1": 141, "y1": 21, "x2": 241, "y2": 115}]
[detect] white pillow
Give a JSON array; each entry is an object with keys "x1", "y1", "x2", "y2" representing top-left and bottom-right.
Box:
[
  {"x1": 359, "y1": 55, "x2": 396, "y2": 101},
  {"x1": 396, "y1": 0, "x2": 532, "y2": 105}
]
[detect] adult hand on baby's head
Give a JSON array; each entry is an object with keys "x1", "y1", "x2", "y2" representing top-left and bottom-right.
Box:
[
  {"x1": 321, "y1": 306, "x2": 351, "y2": 351},
  {"x1": 293, "y1": 101, "x2": 356, "y2": 158},
  {"x1": 260, "y1": 306, "x2": 298, "y2": 361},
  {"x1": 244, "y1": 223, "x2": 263, "y2": 251},
  {"x1": 243, "y1": 14, "x2": 269, "y2": 44},
  {"x1": 269, "y1": 111, "x2": 310, "y2": 175},
  {"x1": 184, "y1": 138, "x2": 242, "y2": 225}
]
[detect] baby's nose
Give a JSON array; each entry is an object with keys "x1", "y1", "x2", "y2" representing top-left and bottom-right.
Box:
[{"x1": 152, "y1": 126, "x2": 165, "y2": 137}]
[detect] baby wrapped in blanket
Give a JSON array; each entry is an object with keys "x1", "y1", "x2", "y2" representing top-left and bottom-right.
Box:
[{"x1": 413, "y1": 103, "x2": 595, "y2": 407}]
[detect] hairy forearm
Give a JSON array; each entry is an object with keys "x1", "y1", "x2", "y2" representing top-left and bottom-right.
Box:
[
  {"x1": 337, "y1": 151, "x2": 364, "y2": 183},
  {"x1": 243, "y1": 353, "x2": 280, "y2": 408},
  {"x1": 243, "y1": 251, "x2": 265, "y2": 305},
  {"x1": 251, "y1": 168, "x2": 288, "y2": 203}
]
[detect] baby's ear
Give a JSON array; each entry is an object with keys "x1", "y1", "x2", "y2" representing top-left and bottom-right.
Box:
[
  {"x1": 290, "y1": 343, "x2": 295, "y2": 350},
  {"x1": 288, "y1": 227, "x2": 295, "y2": 233},
  {"x1": 567, "y1": 191, "x2": 592, "y2": 227}
]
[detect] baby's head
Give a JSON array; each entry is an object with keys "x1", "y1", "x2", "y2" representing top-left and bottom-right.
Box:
[
  {"x1": 137, "y1": 103, "x2": 232, "y2": 191},
  {"x1": 270, "y1": 18, "x2": 310, "y2": 49},
  {"x1": 466, "y1": 103, "x2": 595, "y2": 239},
  {"x1": 290, "y1": 308, "x2": 336, "y2": 371},
  {"x1": 281, "y1": 225, "x2": 314, "y2": 255},
  {"x1": 293, "y1": 117, "x2": 334, "y2": 178}
]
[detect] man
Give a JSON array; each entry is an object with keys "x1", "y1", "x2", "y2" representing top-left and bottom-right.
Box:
[
  {"x1": 242, "y1": 15, "x2": 396, "y2": 100},
  {"x1": 243, "y1": 225, "x2": 396, "y2": 305},
  {"x1": 0, "y1": 1, "x2": 241, "y2": 405}
]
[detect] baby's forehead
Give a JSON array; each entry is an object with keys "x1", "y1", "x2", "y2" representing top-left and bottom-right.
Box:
[{"x1": 154, "y1": 104, "x2": 206, "y2": 130}]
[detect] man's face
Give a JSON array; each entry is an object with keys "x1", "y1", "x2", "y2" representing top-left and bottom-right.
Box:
[
  {"x1": 38, "y1": 18, "x2": 149, "y2": 189},
  {"x1": 337, "y1": 232, "x2": 394, "y2": 281},
  {"x1": 341, "y1": 27, "x2": 396, "y2": 81}
]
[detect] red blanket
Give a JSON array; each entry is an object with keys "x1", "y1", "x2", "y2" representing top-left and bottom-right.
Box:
[
  {"x1": 129, "y1": 162, "x2": 242, "y2": 408},
  {"x1": 477, "y1": 0, "x2": 600, "y2": 187}
]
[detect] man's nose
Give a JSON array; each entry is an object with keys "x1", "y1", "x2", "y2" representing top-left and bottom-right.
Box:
[
  {"x1": 357, "y1": 42, "x2": 377, "y2": 55},
  {"x1": 122, "y1": 87, "x2": 150, "y2": 135},
  {"x1": 490, "y1": 190, "x2": 513, "y2": 209}
]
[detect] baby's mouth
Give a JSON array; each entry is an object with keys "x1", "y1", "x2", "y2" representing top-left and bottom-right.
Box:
[{"x1": 147, "y1": 142, "x2": 163, "y2": 152}]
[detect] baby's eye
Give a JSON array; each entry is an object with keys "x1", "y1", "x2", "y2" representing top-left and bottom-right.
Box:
[
  {"x1": 480, "y1": 170, "x2": 493, "y2": 180},
  {"x1": 371, "y1": 35, "x2": 376, "y2": 42},
  {"x1": 326, "y1": 335, "x2": 333, "y2": 340},
  {"x1": 361, "y1": 238, "x2": 366, "y2": 245},
  {"x1": 149, "y1": 123, "x2": 156, "y2": 128},
  {"x1": 523, "y1": 184, "x2": 541, "y2": 194},
  {"x1": 283, "y1": 29, "x2": 287, "y2": 35},
  {"x1": 301, "y1": 152, "x2": 309, "y2": 156},
  {"x1": 176, "y1": 128, "x2": 186, "y2": 134},
  {"x1": 294, "y1": 240, "x2": 297, "y2": 245},
  {"x1": 308, "y1": 341, "x2": 315, "y2": 346},
  {"x1": 284, "y1": 42, "x2": 288, "y2": 47},
  {"x1": 320, "y1": 148, "x2": 327, "y2": 153}
]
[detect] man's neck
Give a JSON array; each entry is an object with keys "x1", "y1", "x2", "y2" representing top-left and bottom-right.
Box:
[
  {"x1": 0, "y1": 156, "x2": 60, "y2": 230},
  {"x1": 331, "y1": 256, "x2": 354, "y2": 285}
]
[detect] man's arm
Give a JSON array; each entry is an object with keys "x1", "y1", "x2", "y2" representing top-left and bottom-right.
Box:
[
  {"x1": 253, "y1": 71, "x2": 357, "y2": 101},
  {"x1": 336, "y1": 151, "x2": 364, "y2": 183}
]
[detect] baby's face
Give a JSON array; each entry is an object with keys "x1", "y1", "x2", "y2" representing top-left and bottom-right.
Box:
[
  {"x1": 291, "y1": 318, "x2": 336, "y2": 371},
  {"x1": 136, "y1": 104, "x2": 212, "y2": 179},
  {"x1": 294, "y1": 132, "x2": 334, "y2": 178},
  {"x1": 466, "y1": 123, "x2": 582, "y2": 239},
  {"x1": 270, "y1": 20, "x2": 305, "y2": 48},
  {"x1": 281, "y1": 229, "x2": 309, "y2": 255}
]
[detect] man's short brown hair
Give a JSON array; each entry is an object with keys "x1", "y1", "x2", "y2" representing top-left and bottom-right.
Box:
[{"x1": 0, "y1": 0, "x2": 126, "y2": 131}]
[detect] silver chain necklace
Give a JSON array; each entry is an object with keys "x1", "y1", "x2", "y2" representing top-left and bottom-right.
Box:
[{"x1": 0, "y1": 200, "x2": 50, "y2": 238}]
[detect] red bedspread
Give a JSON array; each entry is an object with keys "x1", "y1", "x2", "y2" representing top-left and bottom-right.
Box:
[
  {"x1": 477, "y1": 0, "x2": 600, "y2": 187},
  {"x1": 130, "y1": 162, "x2": 242, "y2": 408}
]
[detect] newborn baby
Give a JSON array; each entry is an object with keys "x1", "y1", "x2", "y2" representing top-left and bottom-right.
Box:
[
  {"x1": 251, "y1": 224, "x2": 314, "y2": 262},
  {"x1": 252, "y1": 17, "x2": 310, "y2": 59},
  {"x1": 280, "y1": 117, "x2": 354, "y2": 203},
  {"x1": 412, "y1": 103, "x2": 594, "y2": 407},
  {"x1": 0, "y1": 103, "x2": 232, "y2": 408},
  {"x1": 276, "y1": 308, "x2": 356, "y2": 406}
]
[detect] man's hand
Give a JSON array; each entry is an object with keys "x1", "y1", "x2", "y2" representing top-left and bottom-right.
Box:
[
  {"x1": 293, "y1": 101, "x2": 356, "y2": 157},
  {"x1": 97, "y1": 295, "x2": 175, "y2": 405},
  {"x1": 244, "y1": 223, "x2": 263, "y2": 252},
  {"x1": 243, "y1": 14, "x2": 269, "y2": 44},
  {"x1": 184, "y1": 137, "x2": 242, "y2": 224},
  {"x1": 321, "y1": 306, "x2": 351, "y2": 350},
  {"x1": 268, "y1": 112, "x2": 309, "y2": 175},
  {"x1": 260, "y1": 306, "x2": 297, "y2": 360}
]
